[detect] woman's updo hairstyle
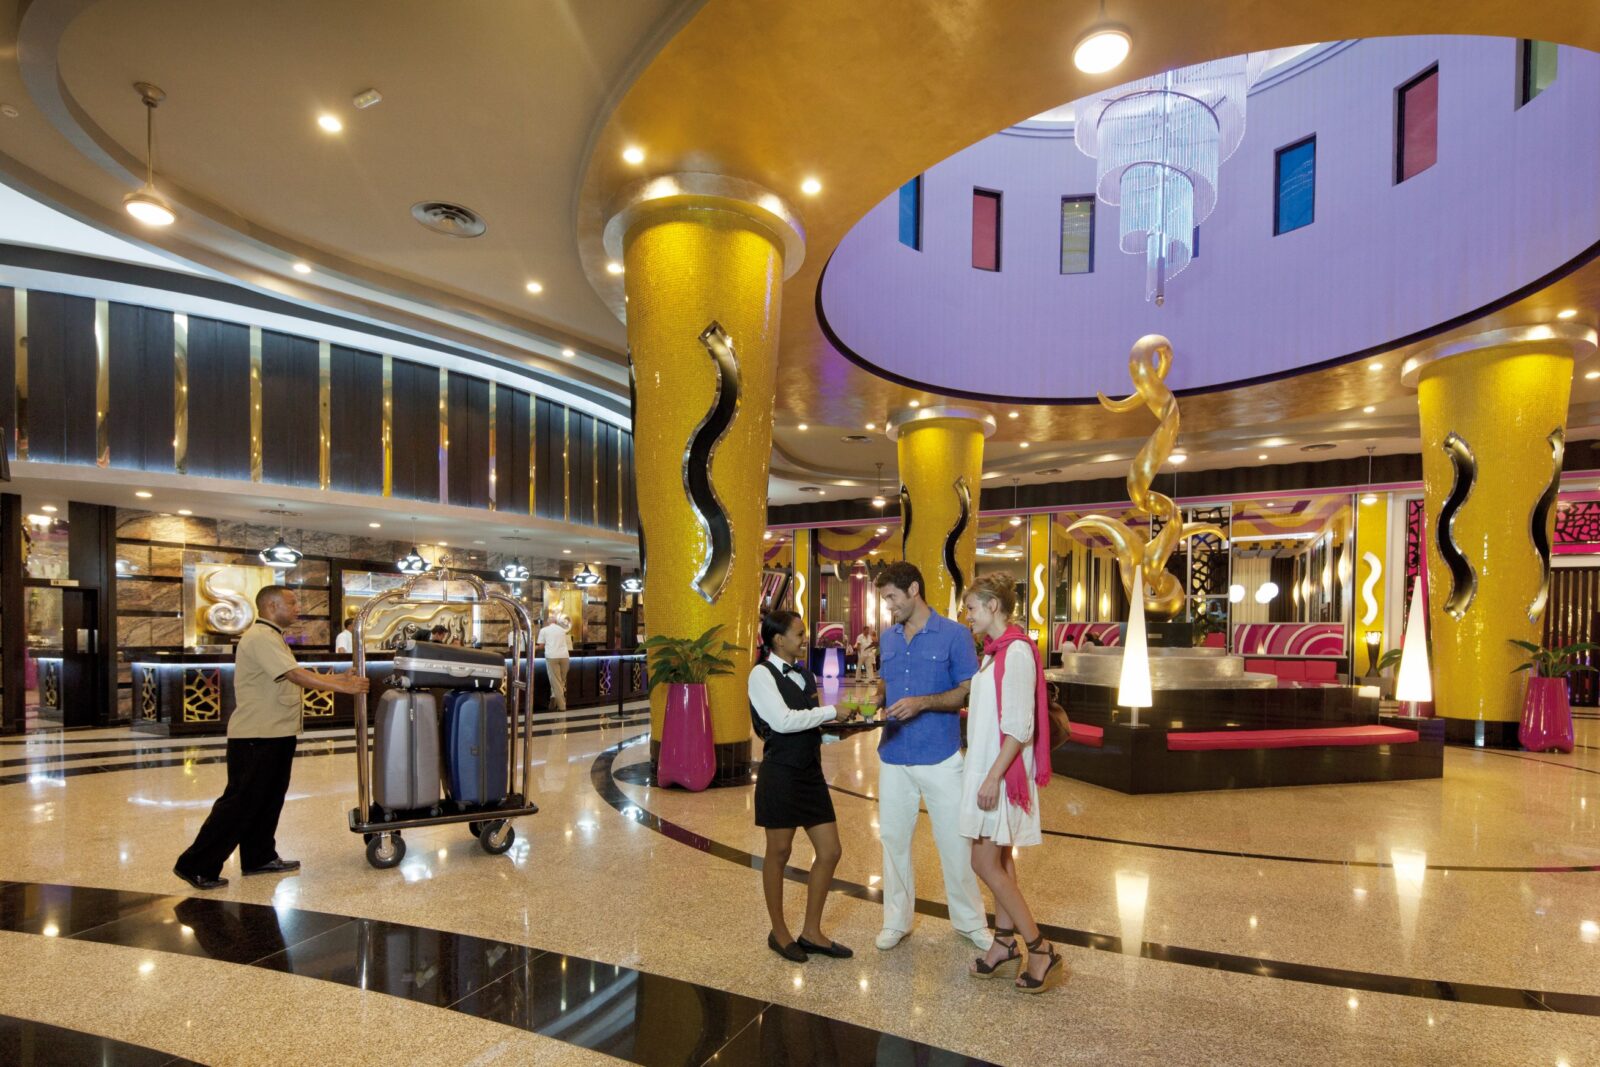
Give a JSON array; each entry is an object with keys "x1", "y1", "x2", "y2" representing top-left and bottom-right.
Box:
[
  {"x1": 760, "y1": 609, "x2": 803, "y2": 653},
  {"x1": 964, "y1": 572, "x2": 1018, "y2": 618}
]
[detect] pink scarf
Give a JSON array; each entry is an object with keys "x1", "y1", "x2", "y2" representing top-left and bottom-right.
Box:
[{"x1": 981, "y1": 624, "x2": 1052, "y2": 813}]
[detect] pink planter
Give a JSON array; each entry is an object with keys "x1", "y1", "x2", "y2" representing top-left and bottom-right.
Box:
[
  {"x1": 657, "y1": 683, "x2": 715, "y2": 791},
  {"x1": 1519, "y1": 676, "x2": 1575, "y2": 754}
]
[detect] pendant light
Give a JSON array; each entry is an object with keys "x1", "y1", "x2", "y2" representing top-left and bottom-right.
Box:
[
  {"x1": 870, "y1": 463, "x2": 887, "y2": 509},
  {"x1": 1009, "y1": 477, "x2": 1024, "y2": 526},
  {"x1": 396, "y1": 516, "x2": 428, "y2": 575},
  {"x1": 257, "y1": 509, "x2": 302, "y2": 570},
  {"x1": 1360, "y1": 446, "x2": 1379, "y2": 506},
  {"x1": 498, "y1": 558, "x2": 530, "y2": 583},
  {"x1": 1072, "y1": 1, "x2": 1132, "y2": 74},
  {"x1": 124, "y1": 83, "x2": 177, "y2": 227},
  {"x1": 621, "y1": 572, "x2": 644, "y2": 594},
  {"x1": 573, "y1": 562, "x2": 601, "y2": 587}
]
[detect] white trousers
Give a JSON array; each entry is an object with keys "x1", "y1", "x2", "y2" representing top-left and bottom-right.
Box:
[{"x1": 878, "y1": 750, "x2": 987, "y2": 936}]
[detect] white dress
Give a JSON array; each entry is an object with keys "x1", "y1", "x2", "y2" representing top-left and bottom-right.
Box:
[{"x1": 958, "y1": 642, "x2": 1042, "y2": 846}]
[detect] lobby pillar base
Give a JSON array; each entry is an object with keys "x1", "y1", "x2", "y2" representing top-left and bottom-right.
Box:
[
  {"x1": 650, "y1": 739, "x2": 753, "y2": 784},
  {"x1": 1442, "y1": 719, "x2": 1523, "y2": 749}
]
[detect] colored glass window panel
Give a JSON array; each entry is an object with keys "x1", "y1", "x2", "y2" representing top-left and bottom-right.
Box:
[
  {"x1": 1274, "y1": 137, "x2": 1316, "y2": 235},
  {"x1": 1520, "y1": 40, "x2": 1557, "y2": 105},
  {"x1": 898, "y1": 176, "x2": 922, "y2": 250},
  {"x1": 972, "y1": 189, "x2": 1001, "y2": 271},
  {"x1": 1397, "y1": 67, "x2": 1438, "y2": 183},
  {"x1": 1060, "y1": 196, "x2": 1094, "y2": 274}
]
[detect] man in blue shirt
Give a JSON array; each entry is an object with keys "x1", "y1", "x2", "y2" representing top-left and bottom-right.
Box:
[{"x1": 873, "y1": 561, "x2": 991, "y2": 952}]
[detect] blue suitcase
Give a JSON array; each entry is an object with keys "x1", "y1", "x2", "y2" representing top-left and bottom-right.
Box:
[{"x1": 442, "y1": 690, "x2": 509, "y2": 807}]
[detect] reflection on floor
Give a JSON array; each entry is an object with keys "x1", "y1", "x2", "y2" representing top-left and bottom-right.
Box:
[{"x1": 0, "y1": 706, "x2": 1597, "y2": 1065}]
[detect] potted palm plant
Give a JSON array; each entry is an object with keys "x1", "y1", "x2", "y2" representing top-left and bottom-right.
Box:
[
  {"x1": 1510, "y1": 639, "x2": 1596, "y2": 754},
  {"x1": 640, "y1": 625, "x2": 742, "y2": 790}
]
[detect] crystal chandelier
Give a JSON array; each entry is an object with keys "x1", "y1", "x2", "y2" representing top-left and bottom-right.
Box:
[{"x1": 1074, "y1": 54, "x2": 1267, "y2": 304}]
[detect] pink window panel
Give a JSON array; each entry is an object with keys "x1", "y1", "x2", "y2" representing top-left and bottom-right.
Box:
[
  {"x1": 1399, "y1": 68, "x2": 1438, "y2": 182},
  {"x1": 972, "y1": 190, "x2": 1001, "y2": 271}
]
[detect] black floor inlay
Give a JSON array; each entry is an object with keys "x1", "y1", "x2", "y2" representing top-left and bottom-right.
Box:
[
  {"x1": 595, "y1": 737, "x2": 1600, "y2": 1018},
  {"x1": 0, "y1": 1014, "x2": 204, "y2": 1066},
  {"x1": 0, "y1": 877, "x2": 986, "y2": 1066},
  {"x1": 613, "y1": 760, "x2": 758, "y2": 789}
]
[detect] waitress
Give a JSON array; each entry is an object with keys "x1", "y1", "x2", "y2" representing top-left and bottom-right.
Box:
[{"x1": 749, "y1": 610, "x2": 857, "y2": 963}]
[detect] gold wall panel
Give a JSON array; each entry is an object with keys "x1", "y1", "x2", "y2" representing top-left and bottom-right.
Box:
[
  {"x1": 182, "y1": 668, "x2": 222, "y2": 723},
  {"x1": 300, "y1": 672, "x2": 335, "y2": 719},
  {"x1": 173, "y1": 314, "x2": 189, "y2": 474},
  {"x1": 1354, "y1": 494, "x2": 1390, "y2": 674},
  {"x1": 382, "y1": 354, "x2": 394, "y2": 497},
  {"x1": 1418, "y1": 345, "x2": 1573, "y2": 724},
  {"x1": 248, "y1": 325, "x2": 263, "y2": 482},
  {"x1": 13, "y1": 288, "x2": 26, "y2": 460},
  {"x1": 317, "y1": 340, "x2": 331, "y2": 490},
  {"x1": 94, "y1": 298, "x2": 110, "y2": 467}
]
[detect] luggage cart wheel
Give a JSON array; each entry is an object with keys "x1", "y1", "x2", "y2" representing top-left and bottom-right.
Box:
[
  {"x1": 367, "y1": 832, "x2": 406, "y2": 869},
  {"x1": 467, "y1": 821, "x2": 483, "y2": 838},
  {"x1": 478, "y1": 821, "x2": 515, "y2": 855}
]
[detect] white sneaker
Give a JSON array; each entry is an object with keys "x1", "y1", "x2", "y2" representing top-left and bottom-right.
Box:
[
  {"x1": 875, "y1": 928, "x2": 909, "y2": 951},
  {"x1": 960, "y1": 928, "x2": 994, "y2": 951}
]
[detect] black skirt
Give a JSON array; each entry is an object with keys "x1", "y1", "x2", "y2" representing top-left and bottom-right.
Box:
[{"x1": 754, "y1": 760, "x2": 837, "y2": 829}]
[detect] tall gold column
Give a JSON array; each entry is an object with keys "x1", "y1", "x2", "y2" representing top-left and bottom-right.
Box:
[
  {"x1": 886, "y1": 407, "x2": 996, "y2": 618},
  {"x1": 606, "y1": 174, "x2": 806, "y2": 776},
  {"x1": 1027, "y1": 513, "x2": 1052, "y2": 657},
  {"x1": 1404, "y1": 324, "x2": 1596, "y2": 745}
]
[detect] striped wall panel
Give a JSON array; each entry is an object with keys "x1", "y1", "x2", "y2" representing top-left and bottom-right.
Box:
[
  {"x1": 447, "y1": 372, "x2": 490, "y2": 509},
  {"x1": 259, "y1": 330, "x2": 319, "y2": 488},
  {"x1": 108, "y1": 304, "x2": 175, "y2": 472},
  {"x1": 185, "y1": 317, "x2": 251, "y2": 479},
  {"x1": 329, "y1": 345, "x2": 383, "y2": 495},
  {"x1": 389, "y1": 358, "x2": 439, "y2": 502},
  {"x1": 22, "y1": 290, "x2": 97, "y2": 465},
  {"x1": 495, "y1": 387, "x2": 531, "y2": 514}
]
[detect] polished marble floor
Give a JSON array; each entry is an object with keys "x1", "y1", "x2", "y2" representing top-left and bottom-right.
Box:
[{"x1": 0, "y1": 707, "x2": 1597, "y2": 1065}]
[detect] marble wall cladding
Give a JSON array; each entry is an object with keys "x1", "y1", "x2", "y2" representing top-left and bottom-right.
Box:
[
  {"x1": 116, "y1": 579, "x2": 182, "y2": 612},
  {"x1": 117, "y1": 689, "x2": 132, "y2": 719},
  {"x1": 147, "y1": 618, "x2": 184, "y2": 647},
  {"x1": 480, "y1": 620, "x2": 511, "y2": 647},
  {"x1": 116, "y1": 510, "x2": 218, "y2": 544},
  {"x1": 297, "y1": 589, "x2": 329, "y2": 617},
  {"x1": 117, "y1": 618, "x2": 151, "y2": 647},
  {"x1": 116, "y1": 664, "x2": 131, "y2": 684},
  {"x1": 116, "y1": 544, "x2": 151, "y2": 575},
  {"x1": 283, "y1": 559, "x2": 330, "y2": 587},
  {"x1": 292, "y1": 619, "x2": 330, "y2": 646}
]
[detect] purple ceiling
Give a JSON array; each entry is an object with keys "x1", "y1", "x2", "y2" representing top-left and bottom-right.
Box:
[{"x1": 818, "y1": 37, "x2": 1600, "y2": 402}]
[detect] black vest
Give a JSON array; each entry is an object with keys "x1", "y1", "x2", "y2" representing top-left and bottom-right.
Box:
[{"x1": 750, "y1": 659, "x2": 824, "y2": 770}]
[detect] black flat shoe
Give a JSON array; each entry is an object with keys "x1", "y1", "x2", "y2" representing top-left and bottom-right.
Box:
[
  {"x1": 173, "y1": 866, "x2": 228, "y2": 891},
  {"x1": 797, "y1": 936, "x2": 853, "y2": 959},
  {"x1": 242, "y1": 858, "x2": 301, "y2": 876},
  {"x1": 768, "y1": 932, "x2": 808, "y2": 963}
]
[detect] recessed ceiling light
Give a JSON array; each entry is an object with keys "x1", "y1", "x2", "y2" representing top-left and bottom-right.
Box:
[
  {"x1": 797, "y1": 423, "x2": 808, "y2": 431},
  {"x1": 317, "y1": 114, "x2": 343, "y2": 133},
  {"x1": 369, "y1": 522, "x2": 382, "y2": 528},
  {"x1": 1008, "y1": 411, "x2": 1019, "y2": 419},
  {"x1": 1367, "y1": 362, "x2": 1384, "y2": 372},
  {"x1": 292, "y1": 261, "x2": 312, "y2": 275},
  {"x1": 561, "y1": 347, "x2": 576, "y2": 358},
  {"x1": 177, "y1": 509, "x2": 192, "y2": 516},
  {"x1": 1586, "y1": 371, "x2": 1600, "y2": 381},
  {"x1": 438, "y1": 541, "x2": 448, "y2": 546},
  {"x1": 1170, "y1": 453, "x2": 1188, "y2": 464},
  {"x1": 562, "y1": 548, "x2": 572, "y2": 554},
  {"x1": 865, "y1": 422, "x2": 876, "y2": 431},
  {"x1": 1558, "y1": 308, "x2": 1579, "y2": 320},
  {"x1": 622, "y1": 145, "x2": 645, "y2": 165},
  {"x1": 606, "y1": 261, "x2": 624, "y2": 276},
  {"x1": 1073, "y1": 25, "x2": 1132, "y2": 75},
  {"x1": 1020, "y1": 441, "x2": 1030, "y2": 449},
  {"x1": 525, "y1": 281, "x2": 543, "y2": 294},
  {"x1": 1258, "y1": 454, "x2": 1268, "y2": 460},
  {"x1": 800, "y1": 177, "x2": 822, "y2": 196},
  {"x1": 909, "y1": 400, "x2": 920, "y2": 408},
  {"x1": 39, "y1": 504, "x2": 57, "y2": 513},
  {"x1": 473, "y1": 540, "x2": 485, "y2": 545},
  {"x1": 134, "y1": 491, "x2": 153, "y2": 499},
  {"x1": 1362, "y1": 405, "x2": 1376, "y2": 413}
]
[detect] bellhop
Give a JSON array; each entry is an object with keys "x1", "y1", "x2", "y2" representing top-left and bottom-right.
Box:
[
  {"x1": 605, "y1": 174, "x2": 807, "y2": 776},
  {"x1": 1404, "y1": 324, "x2": 1598, "y2": 742}
]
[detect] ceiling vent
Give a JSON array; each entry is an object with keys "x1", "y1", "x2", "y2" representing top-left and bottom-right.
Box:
[
  {"x1": 840, "y1": 434, "x2": 873, "y2": 443},
  {"x1": 411, "y1": 201, "x2": 487, "y2": 238},
  {"x1": 1299, "y1": 442, "x2": 1338, "y2": 453},
  {"x1": 797, "y1": 486, "x2": 826, "y2": 494},
  {"x1": 501, "y1": 535, "x2": 532, "y2": 543},
  {"x1": 258, "y1": 508, "x2": 301, "y2": 517},
  {"x1": 1033, "y1": 467, "x2": 1064, "y2": 476}
]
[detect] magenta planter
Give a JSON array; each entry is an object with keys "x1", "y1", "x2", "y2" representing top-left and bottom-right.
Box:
[
  {"x1": 1519, "y1": 676, "x2": 1575, "y2": 754},
  {"x1": 657, "y1": 683, "x2": 715, "y2": 791}
]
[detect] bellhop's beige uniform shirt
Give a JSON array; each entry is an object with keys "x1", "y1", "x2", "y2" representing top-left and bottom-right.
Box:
[{"x1": 228, "y1": 621, "x2": 303, "y2": 739}]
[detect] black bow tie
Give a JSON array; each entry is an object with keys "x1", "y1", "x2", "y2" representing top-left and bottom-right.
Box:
[{"x1": 782, "y1": 663, "x2": 803, "y2": 676}]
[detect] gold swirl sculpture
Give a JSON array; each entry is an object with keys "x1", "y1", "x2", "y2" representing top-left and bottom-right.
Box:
[
  {"x1": 1068, "y1": 335, "x2": 1227, "y2": 618},
  {"x1": 201, "y1": 571, "x2": 255, "y2": 634}
]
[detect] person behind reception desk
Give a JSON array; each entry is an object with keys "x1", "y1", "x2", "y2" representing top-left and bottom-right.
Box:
[
  {"x1": 958, "y1": 574, "x2": 1063, "y2": 993},
  {"x1": 537, "y1": 613, "x2": 572, "y2": 710},
  {"x1": 173, "y1": 586, "x2": 370, "y2": 891},
  {"x1": 873, "y1": 561, "x2": 992, "y2": 953},
  {"x1": 750, "y1": 609, "x2": 857, "y2": 963},
  {"x1": 334, "y1": 617, "x2": 355, "y2": 654}
]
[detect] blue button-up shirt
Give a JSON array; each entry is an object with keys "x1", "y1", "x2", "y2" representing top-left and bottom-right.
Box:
[{"x1": 877, "y1": 610, "x2": 979, "y2": 766}]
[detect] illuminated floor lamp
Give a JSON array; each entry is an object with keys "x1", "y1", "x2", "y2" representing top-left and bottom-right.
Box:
[
  {"x1": 1393, "y1": 578, "x2": 1433, "y2": 717},
  {"x1": 1363, "y1": 630, "x2": 1383, "y2": 682},
  {"x1": 1119, "y1": 566, "x2": 1154, "y2": 727}
]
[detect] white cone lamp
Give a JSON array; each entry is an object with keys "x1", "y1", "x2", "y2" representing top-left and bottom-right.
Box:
[
  {"x1": 1118, "y1": 565, "x2": 1153, "y2": 724},
  {"x1": 1394, "y1": 577, "x2": 1433, "y2": 712}
]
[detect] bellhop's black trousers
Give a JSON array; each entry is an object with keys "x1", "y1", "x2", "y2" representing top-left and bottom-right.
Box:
[{"x1": 176, "y1": 736, "x2": 298, "y2": 878}]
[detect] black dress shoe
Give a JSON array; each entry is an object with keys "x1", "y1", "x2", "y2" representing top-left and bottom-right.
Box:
[
  {"x1": 797, "y1": 936, "x2": 853, "y2": 959},
  {"x1": 768, "y1": 932, "x2": 808, "y2": 963},
  {"x1": 173, "y1": 866, "x2": 228, "y2": 891},
  {"x1": 242, "y1": 858, "x2": 301, "y2": 876}
]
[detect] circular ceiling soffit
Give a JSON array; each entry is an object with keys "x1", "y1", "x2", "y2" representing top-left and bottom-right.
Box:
[
  {"x1": 602, "y1": 173, "x2": 807, "y2": 281},
  {"x1": 885, "y1": 405, "x2": 998, "y2": 441},
  {"x1": 1400, "y1": 323, "x2": 1600, "y2": 387},
  {"x1": 411, "y1": 201, "x2": 487, "y2": 238}
]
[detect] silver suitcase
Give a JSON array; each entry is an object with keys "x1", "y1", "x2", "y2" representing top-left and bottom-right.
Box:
[
  {"x1": 372, "y1": 689, "x2": 440, "y2": 815},
  {"x1": 391, "y1": 640, "x2": 506, "y2": 690}
]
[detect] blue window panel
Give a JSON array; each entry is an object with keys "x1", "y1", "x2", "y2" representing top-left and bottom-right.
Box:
[
  {"x1": 1274, "y1": 136, "x2": 1316, "y2": 235},
  {"x1": 898, "y1": 176, "x2": 922, "y2": 250}
]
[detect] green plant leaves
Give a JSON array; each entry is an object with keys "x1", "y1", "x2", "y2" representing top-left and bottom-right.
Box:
[{"x1": 642, "y1": 623, "x2": 746, "y2": 688}]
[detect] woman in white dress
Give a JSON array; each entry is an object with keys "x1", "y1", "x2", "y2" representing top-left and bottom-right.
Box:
[{"x1": 959, "y1": 573, "x2": 1063, "y2": 992}]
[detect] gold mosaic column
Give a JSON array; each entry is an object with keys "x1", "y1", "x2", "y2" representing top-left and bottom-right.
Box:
[
  {"x1": 1405, "y1": 324, "x2": 1597, "y2": 744},
  {"x1": 1353, "y1": 492, "x2": 1389, "y2": 680},
  {"x1": 886, "y1": 407, "x2": 996, "y2": 618},
  {"x1": 1028, "y1": 513, "x2": 1052, "y2": 657},
  {"x1": 605, "y1": 174, "x2": 806, "y2": 776}
]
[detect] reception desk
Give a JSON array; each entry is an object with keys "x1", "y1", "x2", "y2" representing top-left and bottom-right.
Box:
[{"x1": 131, "y1": 648, "x2": 647, "y2": 737}]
